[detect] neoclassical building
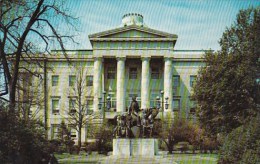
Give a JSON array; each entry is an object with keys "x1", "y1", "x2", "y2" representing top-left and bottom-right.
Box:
[{"x1": 20, "y1": 13, "x2": 206, "y2": 142}]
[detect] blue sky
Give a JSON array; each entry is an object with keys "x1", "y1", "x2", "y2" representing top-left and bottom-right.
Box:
[{"x1": 60, "y1": 0, "x2": 260, "y2": 51}]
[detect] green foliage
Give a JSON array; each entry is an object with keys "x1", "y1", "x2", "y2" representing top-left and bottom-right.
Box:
[
  {"x1": 218, "y1": 115, "x2": 260, "y2": 164},
  {"x1": 155, "y1": 117, "x2": 220, "y2": 154},
  {"x1": 194, "y1": 7, "x2": 260, "y2": 135},
  {"x1": 0, "y1": 107, "x2": 52, "y2": 163},
  {"x1": 49, "y1": 121, "x2": 76, "y2": 154},
  {"x1": 156, "y1": 118, "x2": 195, "y2": 154},
  {"x1": 87, "y1": 121, "x2": 113, "y2": 154}
]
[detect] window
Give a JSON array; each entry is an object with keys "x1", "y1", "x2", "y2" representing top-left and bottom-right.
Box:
[
  {"x1": 86, "y1": 99, "x2": 93, "y2": 114},
  {"x1": 151, "y1": 68, "x2": 159, "y2": 79},
  {"x1": 69, "y1": 99, "x2": 76, "y2": 114},
  {"x1": 150, "y1": 93, "x2": 158, "y2": 107},
  {"x1": 107, "y1": 67, "x2": 116, "y2": 79},
  {"x1": 190, "y1": 75, "x2": 197, "y2": 87},
  {"x1": 68, "y1": 125, "x2": 77, "y2": 138},
  {"x1": 172, "y1": 99, "x2": 180, "y2": 111},
  {"x1": 69, "y1": 75, "x2": 76, "y2": 86},
  {"x1": 51, "y1": 124, "x2": 59, "y2": 139},
  {"x1": 173, "y1": 75, "x2": 180, "y2": 95},
  {"x1": 52, "y1": 75, "x2": 59, "y2": 86},
  {"x1": 52, "y1": 99, "x2": 59, "y2": 114},
  {"x1": 86, "y1": 75, "x2": 93, "y2": 86},
  {"x1": 190, "y1": 99, "x2": 197, "y2": 114},
  {"x1": 129, "y1": 67, "x2": 137, "y2": 79}
]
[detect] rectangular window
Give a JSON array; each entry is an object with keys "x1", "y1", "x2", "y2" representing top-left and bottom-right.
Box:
[
  {"x1": 190, "y1": 75, "x2": 197, "y2": 87},
  {"x1": 52, "y1": 75, "x2": 59, "y2": 86},
  {"x1": 151, "y1": 68, "x2": 159, "y2": 79},
  {"x1": 69, "y1": 99, "x2": 76, "y2": 113},
  {"x1": 86, "y1": 99, "x2": 93, "y2": 114},
  {"x1": 51, "y1": 124, "x2": 59, "y2": 139},
  {"x1": 68, "y1": 125, "x2": 77, "y2": 138},
  {"x1": 107, "y1": 67, "x2": 116, "y2": 79},
  {"x1": 150, "y1": 93, "x2": 158, "y2": 107},
  {"x1": 173, "y1": 75, "x2": 180, "y2": 96},
  {"x1": 190, "y1": 99, "x2": 197, "y2": 114},
  {"x1": 52, "y1": 99, "x2": 59, "y2": 114},
  {"x1": 86, "y1": 75, "x2": 93, "y2": 86},
  {"x1": 69, "y1": 75, "x2": 76, "y2": 86},
  {"x1": 129, "y1": 67, "x2": 137, "y2": 79},
  {"x1": 172, "y1": 99, "x2": 180, "y2": 111}
]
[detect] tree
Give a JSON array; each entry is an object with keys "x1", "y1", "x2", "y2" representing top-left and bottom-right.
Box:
[
  {"x1": 0, "y1": 103, "x2": 53, "y2": 163},
  {"x1": 194, "y1": 7, "x2": 260, "y2": 135},
  {"x1": 16, "y1": 72, "x2": 45, "y2": 123},
  {"x1": 157, "y1": 115, "x2": 194, "y2": 154},
  {"x1": 87, "y1": 120, "x2": 113, "y2": 154},
  {"x1": 0, "y1": 0, "x2": 77, "y2": 109},
  {"x1": 66, "y1": 67, "x2": 98, "y2": 150}
]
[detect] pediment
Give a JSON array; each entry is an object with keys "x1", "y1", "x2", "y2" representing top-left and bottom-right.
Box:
[
  {"x1": 104, "y1": 29, "x2": 163, "y2": 38},
  {"x1": 89, "y1": 25, "x2": 177, "y2": 39}
]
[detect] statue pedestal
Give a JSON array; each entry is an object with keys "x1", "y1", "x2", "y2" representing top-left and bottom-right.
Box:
[{"x1": 113, "y1": 138, "x2": 159, "y2": 157}]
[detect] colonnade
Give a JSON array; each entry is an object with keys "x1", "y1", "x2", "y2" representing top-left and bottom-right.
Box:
[{"x1": 93, "y1": 57, "x2": 173, "y2": 112}]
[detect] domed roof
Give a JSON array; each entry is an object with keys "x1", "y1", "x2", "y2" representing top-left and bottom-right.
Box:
[{"x1": 122, "y1": 13, "x2": 145, "y2": 27}]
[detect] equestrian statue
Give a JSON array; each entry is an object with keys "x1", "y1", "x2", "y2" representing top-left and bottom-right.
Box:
[{"x1": 113, "y1": 96, "x2": 160, "y2": 138}]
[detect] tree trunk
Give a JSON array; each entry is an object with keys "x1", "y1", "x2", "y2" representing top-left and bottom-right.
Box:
[
  {"x1": 9, "y1": 82, "x2": 16, "y2": 111},
  {"x1": 78, "y1": 125, "x2": 82, "y2": 152}
]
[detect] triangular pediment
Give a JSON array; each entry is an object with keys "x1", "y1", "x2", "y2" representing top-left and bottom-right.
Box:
[
  {"x1": 105, "y1": 29, "x2": 162, "y2": 38},
  {"x1": 89, "y1": 25, "x2": 177, "y2": 39}
]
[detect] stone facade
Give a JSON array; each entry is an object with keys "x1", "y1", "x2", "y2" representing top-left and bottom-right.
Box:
[{"x1": 20, "y1": 13, "x2": 206, "y2": 143}]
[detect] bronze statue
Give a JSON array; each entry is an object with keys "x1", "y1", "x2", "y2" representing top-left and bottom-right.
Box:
[
  {"x1": 113, "y1": 103, "x2": 160, "y2": 138},
  {"x1": 128, "y1": 96, "x2": 141, "y2": 127},
  {"x1": 141, "y1": 107, "x2": 159, "y2": 137}
]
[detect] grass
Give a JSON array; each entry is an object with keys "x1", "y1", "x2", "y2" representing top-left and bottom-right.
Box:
[
  {"x1": 169, "y1": 153, "x2": 218, "y2": 164},
  {"x1": 54, "y1": 152, "x2": 219, "y2": 164},
  {"x1": 55, "y1": 152, "x2": 107, "y2": 164}
]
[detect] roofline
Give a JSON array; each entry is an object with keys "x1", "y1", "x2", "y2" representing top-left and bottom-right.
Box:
[
  {"x1": 173, "y1": 50, "x2": 214, "y2": 52},
  {"x1": 88, "y1": 24, "x2": 178, "y2": 39}
]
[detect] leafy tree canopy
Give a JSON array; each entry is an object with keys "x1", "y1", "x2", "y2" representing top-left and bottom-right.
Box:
[{"x1": 194, "y1": 7, "x2": 260, "y2": 135}]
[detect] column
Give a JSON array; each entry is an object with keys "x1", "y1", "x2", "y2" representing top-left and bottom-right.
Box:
[
  {"x1": 164, "y1": 57, "x2": 173, "y2": 111},
  {"x1": 116, "y1": 57, "x2": 126, "y2": 112},
  {"x1": 93, "y1": 57, "x2": 103, "y2": 112},
  {"x1": 141, "y1": 57, "x2": 150, "y2": 109}
]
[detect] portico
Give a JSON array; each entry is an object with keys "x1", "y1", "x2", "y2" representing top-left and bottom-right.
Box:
[
  {"x1": 89, "y1": 13, "x2": 178, "y2": 114},
  {"x1": 92, "y1": 56, "x2": 174, "y2": 113}
]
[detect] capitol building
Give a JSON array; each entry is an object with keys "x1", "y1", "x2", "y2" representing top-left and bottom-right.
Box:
[{"x1": 21, "y1": 13, "x2": 206, "y2": 142}]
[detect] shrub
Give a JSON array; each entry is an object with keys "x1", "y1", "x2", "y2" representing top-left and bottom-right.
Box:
[
  {"x1": 87, "y1": 121, "x2": 113, "y2": 154},
  {"x1": 218, "y1": 116, "x2": 260, "y2": 164},
  {"x1": 156, "y1": 117, "x2": 195, "y2": 154},
  {"x1": 176, "y1": 142, "x2": 189, "y2": 153},
  {"x1": 84, "y1": 142, "x2": 96, "y2": 153},
  {"x1": 0, "y1": 108, "x2": 52, "y2": 163}
]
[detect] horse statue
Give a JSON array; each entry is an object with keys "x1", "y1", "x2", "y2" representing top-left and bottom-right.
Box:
[
  {"x1": 113, "y1": 107, "x2": 160, "y2": 138},
  {"x1": 141, "y1": 107, "x2": 159, "y2": 138}
]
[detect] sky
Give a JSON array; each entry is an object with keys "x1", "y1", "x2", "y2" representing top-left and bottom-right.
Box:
[{"x1": 60, "y1": 0, "x2": 260, "y2": 51}]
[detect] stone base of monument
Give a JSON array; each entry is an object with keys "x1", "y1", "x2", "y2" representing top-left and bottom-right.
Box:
[
  {"x1": 113, "y1": 138, "x2": 158, "y2": 156},
  {"x1": 99, "y1": 139, "x2": 177, "y2": 164}
]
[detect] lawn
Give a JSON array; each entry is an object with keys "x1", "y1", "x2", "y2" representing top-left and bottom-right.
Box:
[
  {"x1": 168, "y1": 153, "x2": 218, "y2": 164},
  {"x1": 54, "y1": 152, "x2": 107, "y2": 164},
  {"x1": 54, "y1": 152, "x2": 219, "y2": 164}
]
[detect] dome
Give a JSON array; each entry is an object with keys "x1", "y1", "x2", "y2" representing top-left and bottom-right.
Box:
[{"x1": 122, "y1": 13, "x2": 144, "y2": 27}]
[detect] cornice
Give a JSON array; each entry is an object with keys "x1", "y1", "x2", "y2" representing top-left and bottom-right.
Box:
[
  {"x1": 89, "y1": 25, "x2": 178, "y2": 39},
  {"x1": 90, "y1": 38, "x2": 177, "y2": 42}
]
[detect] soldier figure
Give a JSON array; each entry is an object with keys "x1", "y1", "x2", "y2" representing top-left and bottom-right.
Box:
[{"x1": 128, "y1": 96, "x2": 141, "y2": 126}]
